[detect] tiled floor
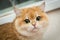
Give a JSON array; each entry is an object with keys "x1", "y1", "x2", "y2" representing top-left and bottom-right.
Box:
[{"x1": 43, "y1": 8, "x2": 60, "y2": 40}]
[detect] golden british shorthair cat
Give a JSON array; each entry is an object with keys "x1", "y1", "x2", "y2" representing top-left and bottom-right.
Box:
[{"x1": 0, "y1": 0, "x2": 48, "y2": 40}]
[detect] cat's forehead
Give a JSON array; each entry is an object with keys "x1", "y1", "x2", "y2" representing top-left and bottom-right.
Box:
[
  {"x1": 18, "y1": 6, "x2": 44, "y2": 19},
  {"x1": 21, "y1": 7, "x2": 42, "y2": 16},
  {"x1": 21, "y1": 10, "x2": 38, "y2": 19}
]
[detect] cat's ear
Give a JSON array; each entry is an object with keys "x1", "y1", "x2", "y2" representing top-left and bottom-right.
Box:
[
  {"x1": 39, "y1": 2, "x2": 45, "y2": 11},
  {"x1": 14, "y1": 6, "x2": 21, "y2": 16},
  {"x1": 9, "y1": 0, "x2": 21, "y2": 16}
]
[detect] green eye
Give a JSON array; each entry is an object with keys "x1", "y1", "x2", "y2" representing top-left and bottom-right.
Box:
[
  {"x1": 24, "y1": 19, "x2": 30, "y2": 23},
  {"x1": 36, "y1": 16, "x2": 41, "y2": 21}
]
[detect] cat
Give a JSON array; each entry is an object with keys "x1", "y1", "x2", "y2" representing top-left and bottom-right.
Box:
[{"x1": 0, "y1": 0, "x2": 48, "y2": 40}]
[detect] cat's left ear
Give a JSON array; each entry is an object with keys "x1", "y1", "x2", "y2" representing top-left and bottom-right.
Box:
[{"x1": 39, "y1": 1, "x2": 45, "y2": 11}]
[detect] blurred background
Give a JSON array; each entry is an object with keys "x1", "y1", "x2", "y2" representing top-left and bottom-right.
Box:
[
  {"x1": 0, "y1": 0, "x2": 60, "y2": 14},
  {"x1": 0, "y1": 0, "x2": 42, "y2": 14},
  {"x1": 0, "y1": 0, "x2": 42, "y2": 10}
]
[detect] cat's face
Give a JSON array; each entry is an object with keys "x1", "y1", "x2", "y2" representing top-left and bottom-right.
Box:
[{"x1": 14, "y1": 6, "x2": 48, "y2": 36}]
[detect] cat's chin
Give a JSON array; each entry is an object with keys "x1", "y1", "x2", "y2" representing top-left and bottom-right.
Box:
[
  {"x1": 18, "y1": 30, "x2": 39, "y2": 37},
  {"x1": 16, "y1": 28, "x2": 39, "y2": 37}
]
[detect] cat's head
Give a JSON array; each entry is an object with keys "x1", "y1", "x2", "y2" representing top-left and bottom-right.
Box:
[{"x1": 14, "y1": 3, "x2": 48, "y2": 37}]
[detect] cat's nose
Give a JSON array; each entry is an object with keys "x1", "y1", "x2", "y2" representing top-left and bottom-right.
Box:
[
  {"x1": 32, "y1": 23, "x2": 36, "y2": 28},
  {"x1": 32, "y1": 24, "x2": 36, "y2": 26}
]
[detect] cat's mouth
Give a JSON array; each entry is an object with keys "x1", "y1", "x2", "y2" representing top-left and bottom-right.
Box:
[{"x1": 31, "y1": 28, "x2": 39, "y2": 32}]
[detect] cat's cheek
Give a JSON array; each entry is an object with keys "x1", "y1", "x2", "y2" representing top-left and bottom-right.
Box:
[
  {"x1": 36, "y1": 22, "x2": 43, "y2": 29},
  {"x1": 27, "y1": 26, "x2": 34, "y2": 32},
  {"x1": 39, "y1": 22, "x2": 48, "y2": 33},
  {"x1": 35, "y1": 22, "x2": 46, "y2": 33},
  {"x1": 19, "y1": 24, "x2": 33, "y2": 32},
  {"x1": 41, "y1": 21, "x2": 48, "y2": 28}
]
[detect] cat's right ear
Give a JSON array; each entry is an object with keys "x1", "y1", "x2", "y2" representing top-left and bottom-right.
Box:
[
  {"x1": 9, "y1": 0, "x2": 21, "y2": 16},
  {"x1": 13, "y1": 6, "x2": 21, "y2": 16}
]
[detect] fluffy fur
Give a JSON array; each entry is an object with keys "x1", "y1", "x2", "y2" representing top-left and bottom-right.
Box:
[{"x1": 0, "y1": 1, "x2": 48, "y2": 40}]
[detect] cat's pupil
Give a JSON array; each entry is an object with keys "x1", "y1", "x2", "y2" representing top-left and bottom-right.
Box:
[
  {"x1": 36, "y1": 16, "x2": 41, "y2": 21},
  {"x1": 24, "y1": 19, "x2": 30, "y2": 23}
]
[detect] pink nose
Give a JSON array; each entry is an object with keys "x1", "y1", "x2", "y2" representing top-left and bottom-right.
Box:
[
  {"x1": 33, "y1": 24, "x2": 35, "y2": 26},
  {"x1": 32, "y1": 23, "x2": 36, "y2": 28}
]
